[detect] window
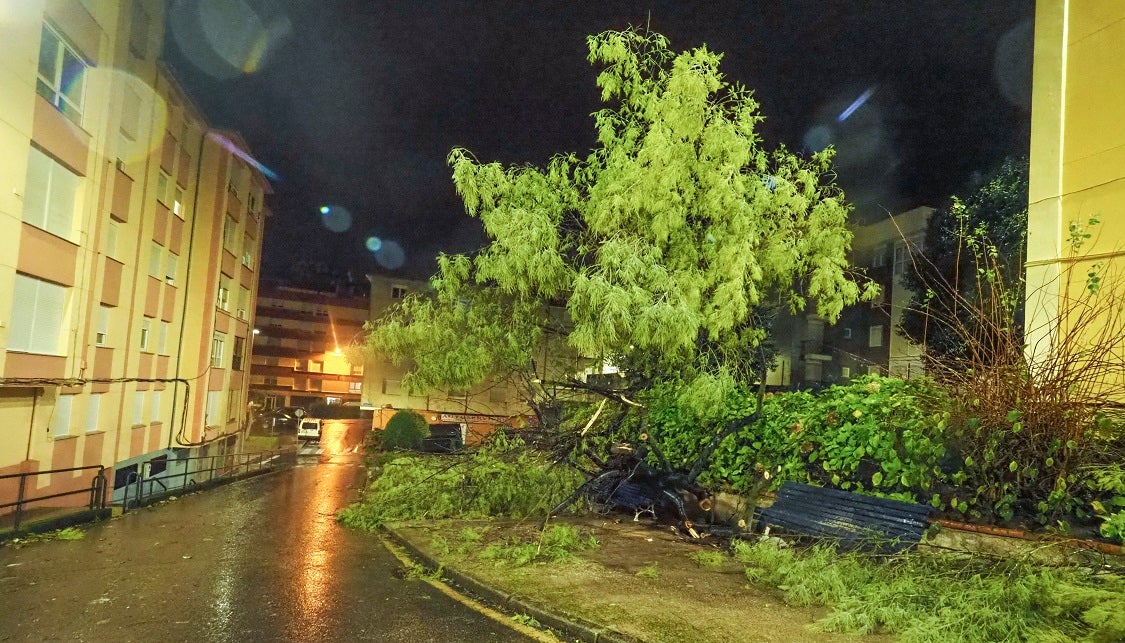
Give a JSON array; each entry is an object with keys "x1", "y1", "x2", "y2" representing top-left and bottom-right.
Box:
[
  {"x1": 165, "y1": 253, "x2": 178, "y2": 285},
  {"x1": 158, "y1": 321, "x2": 169, "y2": 354},
  {"x1": 156, "y1": 171, "x2": 169, "y2": 204},
  {"x1": 391, "y1": 286, "x2": 408, "y2": 299},
  {"x1": 241, "y1": 236, "x2": 255, "y2": 268},
  {"x1": 216, "y1": 276, "x2": 231, "y2": 311},
  {"x1": 223, "y1": 216, "x2": 237, "y2": 252},
  {"x1": 150, "y1": 390, "x2": 162, "y2": 423},
  {"x1": 841, "y1": 366, "x2": 851, "y2": 379},
  {"x1": 868, "y1": 325, "x2": 884, "y2": 348},
  {"x1": 348, "y1": 381, "x2": 362, "y2": 394},
  {"x1": 148, "y1": 241, "x2": 162, "y2": 277},
  {"x1": 85, "y1": 394, "x2": 102, "y2": 433},
  {"x1": 172, "y1": 186, "x2": 184, "y2": 216},
  {"x1": 232, "y1": 336, "x2": 245, "y2": 370},
  {"x1": 51, "y1": 394, "x2": 73, "y2": 438},
  {"x1": 36, "y1": 24, "x2": 87, "y2": 124},
  {"x1": 119, "y1": 86, "x2": 141, "y2": 149},
  {"x1": 211, "y1": 332, "x2": 225, "y2": 368},
  {"x1": 9, "y1": 274, "x2": 66, "y2": 354},
  {"x1": 139, "y1": 317, "x2": 152, "y2": 351},
  {"x1": 205, "y1": 390, "x2": 221, "y2": 426},
  {"x1": 350, "y1": 364, "x2": 363, "y2": 376},
  {"x1": 105, "y1": 221, "x2": 118, "y2": 259},
  {"x1": 870, "y1": 288, "x2": 886, "y2": 307},
  {"x1": 95, "y1": 305, "x2": 109, "y2": 346},
  {"x1": 132, "y1": 391, "x2": 146, "y2": 426},
  {"x1": 308, "y1": 361, "x2": 322, "y2": 373},
  {"x1": 872, "y1": 244, "x2": 888, "y2": 268},
  {"x1": 23, "y1": 146, "x2": 79, "y2": 240},
  {"x1": 226, "y1": 389, "x2": 240, "y2": 422},
  {"x1": 842, "y1": 327, "x2": 852, "y2": 340},
  {"x1": 236, "y1": 285, "x2": 250, "y2": 320},
  {"x1": 893, "y1": 236, "x2": 924, "y2": 277},
  {"x1": 866, "y1": 365, "x2": 880, "y2": 376},
  {"x1": 227, "y1": 161, "x2": 243, "y2": 195}
]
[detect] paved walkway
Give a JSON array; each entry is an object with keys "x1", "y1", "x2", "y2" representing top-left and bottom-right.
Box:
[{"x1": 0, "y1": 450, "x2": 533, "y2": 642}]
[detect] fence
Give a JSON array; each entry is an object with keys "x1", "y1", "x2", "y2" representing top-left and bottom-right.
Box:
[
  {"x1": 0, "y1": 465, "x2": 108, "y2": 532},
  {"x1": 120, "y1": 447, "x2": 295, "y2": 510}
]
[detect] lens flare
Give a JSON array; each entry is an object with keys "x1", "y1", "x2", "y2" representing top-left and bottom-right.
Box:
[
  {"x1": 209, "y1": 132, "x2": 279, "y2": 181},
  {"x1": 82, "y1": 68, "x2": 167, "y2": 164},
  {"x1": 374, "y1": 240, "x2": 405, "y2": 270},
  {"x1": 168, "y1": 0, "x2": 292, "y2": 79},
  {"x1": 365, "y1": 236, "x2": 383, "y2": 252},
  {"x1": 316, "y1": 205, "x2": 352, "y2": 232},
  {"x1": 838, "y1": 87, "x2": 877, "y2": 122}
]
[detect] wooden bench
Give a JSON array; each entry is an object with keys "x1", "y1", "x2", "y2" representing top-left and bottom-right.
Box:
[{"x1": 758, "y1": 482, "x2": 933, "y2": 553}]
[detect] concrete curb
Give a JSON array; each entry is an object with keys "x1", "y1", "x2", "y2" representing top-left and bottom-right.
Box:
[{"x1": 381, "y1": 524, "x2": 635, "y2": 643}]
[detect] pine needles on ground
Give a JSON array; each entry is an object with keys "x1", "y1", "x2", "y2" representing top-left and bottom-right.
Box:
[{"x1": 733, "y1": 539, "x2": 1125, "y2": 642}]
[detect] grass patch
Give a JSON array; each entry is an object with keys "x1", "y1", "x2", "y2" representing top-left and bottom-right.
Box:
[
  {"x1": 733, "y1": 538, "x2": 1125, "y2": 642},
  {"x1": 636, "y1": 563, "x2": 660, "y2": 579},
  {"x1": 338, "y1": 438, "x2": 584, "y2": 530},
  {"x1": 511, "y1": 613, "x2": 543, "y2": 628},
  {"x1": 479, "y1": 525, "x2": 598, "y2": 567},
  {"x1": 689, "y1": 550, "x2": 726, "y2": 567}
]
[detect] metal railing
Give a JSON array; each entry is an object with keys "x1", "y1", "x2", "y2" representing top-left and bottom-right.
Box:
[
  {"x1": 120, "y1": 447, "x2": 295, "y2": 511},
  {"x1": 0, "y1": 465, "x2": 108, "y2": 532}
]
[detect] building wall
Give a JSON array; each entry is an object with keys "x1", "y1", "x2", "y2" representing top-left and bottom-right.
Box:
[
  {"x1": 248, "y1": 282, "x2": 369, "y2": 411},
  {"x1": 769, "y1": 206, "x2": 931, "y2": 388},
  {"x1": 1026, "y1": 2, "x2": 1125, "y2": 380},
  {"x1": 0, "y1": 0, "x2": 269, "y2": 510}
]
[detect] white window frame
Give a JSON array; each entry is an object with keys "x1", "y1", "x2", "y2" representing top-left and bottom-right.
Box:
[
  {"x1": 211, "y1": 332, "x2": 225, "y2": 369},
  {"x1": 95, "y1": 305, "x2": 110, "y2": 346},
  {"x1": 51, "y1": 394, "x2": 74, "y2": 438},
  {"x1": 36, "y1": 23, "x2": 87, "y2": 124},
  {"x1": 217, "y1": 278, "x2": 231, "y2": 312},
  {"x1": 869, "y1": 324, "x2": 884, "y2": 348},
  {"x1": 158, "y1": 320, "x2": 169, "y2": 354},
  {"x1": 205, "y1": 390, "x2": 222, "y2": 427},
  {"x1": 23, "y1": 146, "x2": 79, "y2": 240},
  {"x1": 85, "y1": 393, "x2": 102, "y2": 433},
  {"x1": 9, "y1": 274, "x2": 67, "y2": 355},
  {"x1": 140, "y1": 317, "x2": 152, "y2": 352},
  {"x1": 150, "y1": 390, "x2": 162, "y2": 424},
  {"x1": 172, "y1": 186, "x2": 184, "y2": 216},
  {"x1": 165, "y1": 252, "x2": 178, "y2": 285},
  {"x1": 132, "y1": 390, "x2": 146, "y2": 426},
  {"x1": 148, "y1": 241, "x2": 162, "y2": 277},
  {"x1": 241, "y1": 236, "x2": 254, "y2": 268},
  {"x1": 236, "y1": 285, "x2": 250, "y2": 320}
]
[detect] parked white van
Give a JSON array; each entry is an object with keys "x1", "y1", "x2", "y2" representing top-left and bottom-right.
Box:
[{"x1": 297, "y1": 418, "x2": 322, "y2": 441}]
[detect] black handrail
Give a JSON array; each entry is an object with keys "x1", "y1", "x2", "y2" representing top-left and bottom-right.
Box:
[
  {"x1": 0, "y1": 464, "x2": 107, "y2": 532},
  {"x1": 121, "y1": 446, "x2": 295, "y2": 511}
]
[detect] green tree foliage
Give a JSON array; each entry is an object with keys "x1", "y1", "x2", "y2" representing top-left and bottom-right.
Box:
[
  {"x1": 382, "y1": 410, "x2": 430, "y2": 451},
  {"x1": 370, "y1": 29, "x2": 872, "y2": 403},
  {"x1": 900, "y1": 157, "x2": 1029, "y2": 360}
]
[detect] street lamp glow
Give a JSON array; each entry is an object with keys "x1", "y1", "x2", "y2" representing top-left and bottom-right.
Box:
[
  {"x1": 252, "y1": 328, "x2": 261, "y2": 335},
  {"x1": 319, "y1": 205, "x2": 330, "y2": 215}
]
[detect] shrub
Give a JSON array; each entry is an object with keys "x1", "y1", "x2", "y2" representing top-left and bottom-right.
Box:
[{"x1": 382, "y1": 410, "x2": 430, "y2": 451}]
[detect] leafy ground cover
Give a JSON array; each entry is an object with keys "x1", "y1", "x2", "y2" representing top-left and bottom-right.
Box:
[{"x1": 734, "y1": 538, "x2": 1125, "y2": 642}]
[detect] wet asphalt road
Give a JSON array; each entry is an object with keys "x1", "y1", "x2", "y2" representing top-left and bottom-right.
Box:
[{"x1": 0, "y1": 422, "x2": 532, "y2": 642}]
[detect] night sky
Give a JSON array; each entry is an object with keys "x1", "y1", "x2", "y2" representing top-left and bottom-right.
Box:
[{"x1": 164, "y1": 0, "x2": 1035, "y2": 279}]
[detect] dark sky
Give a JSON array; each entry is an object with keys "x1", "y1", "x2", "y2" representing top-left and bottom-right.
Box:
[{"x1": 164, "y1": 0, "x2": 1034, "y2": 279}]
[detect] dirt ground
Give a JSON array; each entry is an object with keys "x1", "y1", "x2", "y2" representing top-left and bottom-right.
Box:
[{"x1": 393, "y1": 516, "x2": 893, "y2": 643}]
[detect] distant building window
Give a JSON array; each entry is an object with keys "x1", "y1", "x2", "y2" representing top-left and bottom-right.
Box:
[
  {"x1": 223, "y1": 216, "x2": 237, "y2": 252},
  {"x1": 105, "y1": 221, "x2": 119, "y2": 259},
  {"x1": 893, "y1": 236, "x2": 924, "y2": 277},
  {"x1": 51, "y1": 394, "x2": 74, "y2": 438},
  {"x1": 211, "y1": 332, "x2": 225, "y2": 368},
  {"x1": 841, "y1": 366, "x2": 851, "y2": 379},
  {"x1": 348, "y1": 381, "x2": 361, "y2": 394},
  {"x1": 96, "y1": 305, "x2": 110, "y2": 346},
  {"x1": 232, "y1": 336, "x2": 245, "y2": 371},
  {"x1": 140, "y1": 317, "x2": 152, "y2": 352},
  {"x1": 241, "y1": 236, "x2": 255, "y2": 268},
  {"x1": 133, "y1": 391, "x2": 146, "y2": 426},
  {"x1": 872, "y1": 244, "x2": 888, "y2": 268},
  {"x1": 156, "y1": 171, "x2": 170, "y2": 205},
  {"x1": 237, "y1": 285, "x2": 250, "y2": 320},
  {"x1": 85, "y1": 393, "x2": 102, "y2": 433},
  {"x1": 868, "y1": 325, "x2": 884, "y2": 348},
  {"x1": 158, "y1": 321, "x2": 169, "y2": 354},
  {"x1": 391, "y1": 286, "x2": 408, "y2": 299},
  {"x1": 205, "y1": 390, "x2": 221, "y2": 426},
  {"x1": 166, "y1": 253, "x2": 178, "y2": 285},
  {"x1": 149, "y1": 241, "x2": 163, "y2": 277},
  {"x1": 350, "y1": 364, "x2": 363, "y2": 376},
  {"x1": 150, "y1": 390, "x2": 162, "y2": 424},
  {"x1": 37, "y1": 24, "x2": 87, "y2": 124},
  {"x1": 23, "y1": 146, "x2": 79, "y2": 240},
  {"x1": 9, "y1": 274, "x2": 67, "y2": 355},
  {"x1": 172, "y1": 186, "x2": 184, "y2": 216},
  {"x1": 217, "y1": 276, "x2": 231, "y2": 312},
  {"x1": 842, "y1": 327, "x2": 852, "y2": 340}
]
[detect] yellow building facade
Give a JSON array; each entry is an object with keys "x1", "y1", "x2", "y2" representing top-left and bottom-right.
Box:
[
  {"x1": 0, "y1": 1, "x2": 270, "y2": 510},
  {"x1": 1026, "y1": 2, "x2": 1125, "y2": 375}
]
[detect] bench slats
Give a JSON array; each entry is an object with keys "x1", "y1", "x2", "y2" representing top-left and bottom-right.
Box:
[{"x1": 760, "y1": 482, "x2": 933, "y2": 552}]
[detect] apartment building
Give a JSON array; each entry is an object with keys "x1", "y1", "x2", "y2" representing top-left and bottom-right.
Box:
[
  {"x1": 0, "y1": 1, "x2": 270, "y2": 509},
  {"x1": 768, "y1": 206, "x2": 931, "y2": 388},
  {"x1": 248, "y1": 281, "x2": 368, "y2": 411}
]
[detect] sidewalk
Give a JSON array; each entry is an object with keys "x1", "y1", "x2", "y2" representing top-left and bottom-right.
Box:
[{"x1": 383, "y1": 517, "x2": 891, "y2": 643}]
